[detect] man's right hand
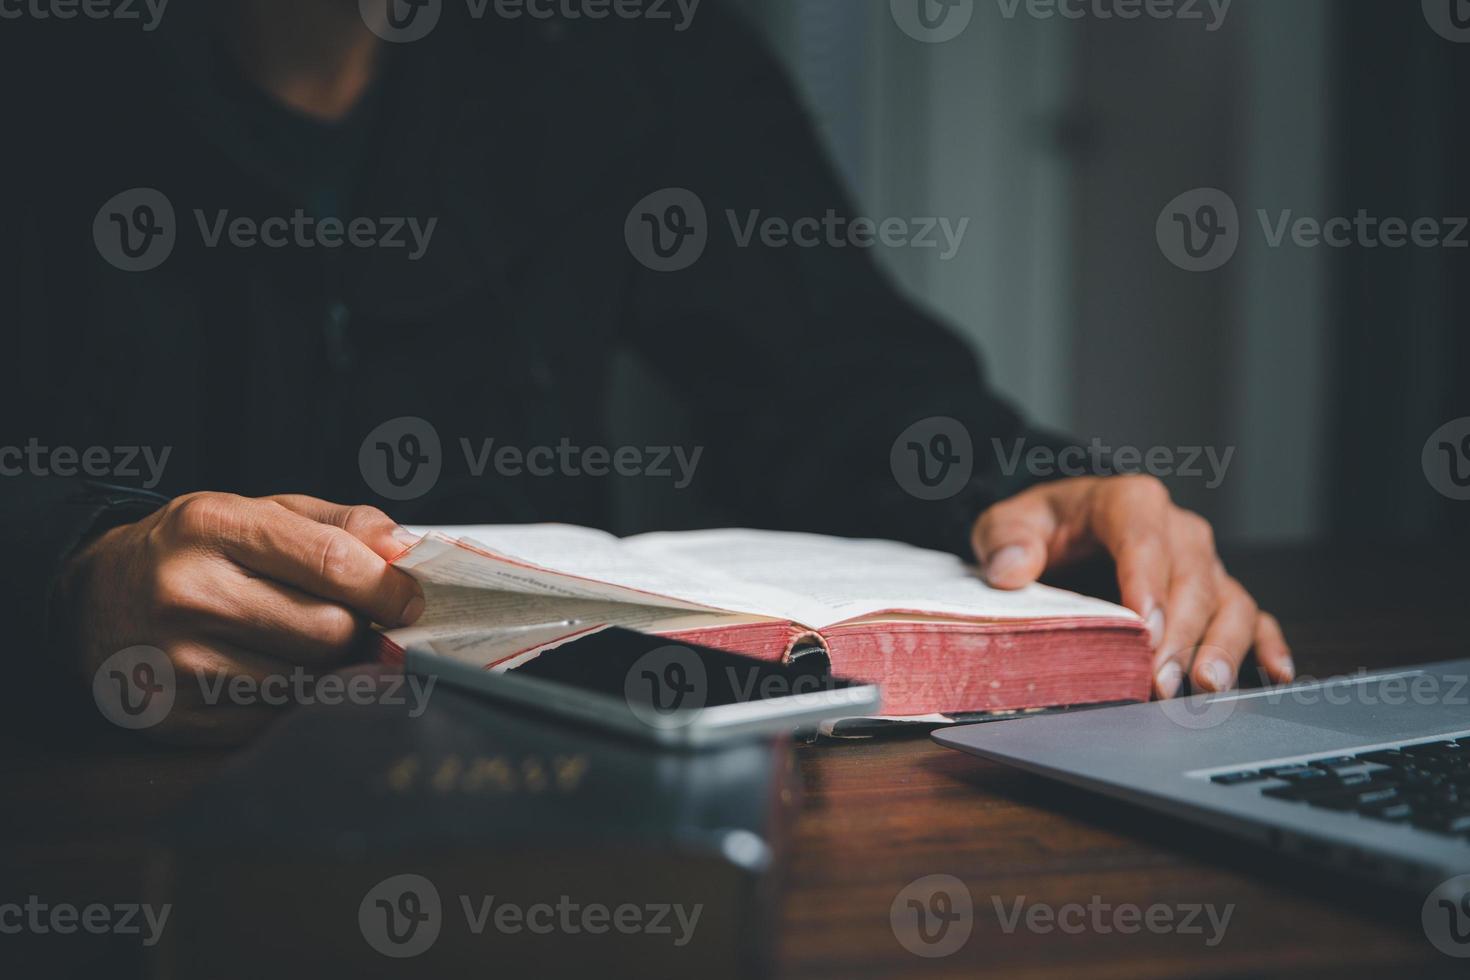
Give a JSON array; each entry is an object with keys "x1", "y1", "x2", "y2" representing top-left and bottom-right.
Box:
[{"x1": 51, "y1": 492, "x2": 425, "y2": 743}]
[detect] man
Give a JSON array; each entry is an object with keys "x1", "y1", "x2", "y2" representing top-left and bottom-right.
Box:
[{"x1": 0, "y1": 0, "x2": 1291, "y2": 742}]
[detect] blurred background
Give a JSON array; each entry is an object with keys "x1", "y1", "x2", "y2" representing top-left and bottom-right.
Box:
[{"x1": 713, "y1": 0, "x2": 1470, "y2": 547}]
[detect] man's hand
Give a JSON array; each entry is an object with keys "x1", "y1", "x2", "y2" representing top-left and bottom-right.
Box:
[
  {"x1": 971, "y1": 475, "x2": 1293, "y2": 698},
  {"x1": 52, "y1": 492, "x2": 424, "y2": 742}
]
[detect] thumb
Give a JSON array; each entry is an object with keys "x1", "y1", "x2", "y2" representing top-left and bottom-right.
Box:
[{"x1": 971, "y1": 488, "x2": 1059, "y2": 590}]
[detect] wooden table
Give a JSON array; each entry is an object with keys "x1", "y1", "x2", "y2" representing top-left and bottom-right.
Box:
[
  {"x1": 3, "y1": 546, "x2": 1467, "y2": 978},
  {"x1": 779, "y1": 546, "x2": 1470, "y2": 978}
]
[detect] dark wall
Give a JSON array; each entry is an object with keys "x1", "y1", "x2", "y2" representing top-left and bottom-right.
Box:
[{"x1": 1331, "y1": 0, "x2": 1470, "y2": 544}]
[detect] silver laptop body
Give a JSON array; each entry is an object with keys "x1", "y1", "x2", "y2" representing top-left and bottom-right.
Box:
[{"x1": 934, "y1": 659, "x2": 1470, "y2": 893}]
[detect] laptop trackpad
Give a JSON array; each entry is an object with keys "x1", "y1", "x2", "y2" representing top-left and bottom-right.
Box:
[{"x1": 1242, "y1": 673, "x2": 1468, "y2": 741}]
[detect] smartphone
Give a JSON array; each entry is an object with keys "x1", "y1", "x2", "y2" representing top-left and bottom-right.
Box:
[{"x1": 405, "y1": 628, "x2": 881, "y2": 748}]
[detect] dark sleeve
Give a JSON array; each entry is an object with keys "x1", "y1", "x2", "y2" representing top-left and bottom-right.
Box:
[
  {"x1": 619, "y1": 8, "x2": 1071, "y2": 557},
  {"x1": 0, "y1": 146, "x2": 170, "y2": 737},
  {"x1": 3, "y1": 479, "x2": 166, "y2": 648},
  {"x1": 0, "y1": 352, "x2": 168, "y2": 737},
  {"x1": 0, "y1": 469, "x2": 169, "y2": 741}
]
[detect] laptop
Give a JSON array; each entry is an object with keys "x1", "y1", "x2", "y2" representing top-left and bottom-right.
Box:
[{"x1": 934, "y1": 659, "x2": 1470, "y2": 900}]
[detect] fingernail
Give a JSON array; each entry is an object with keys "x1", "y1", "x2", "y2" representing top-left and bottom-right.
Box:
[
  {"x1": 1280, "y1": 656, "x2": 1296, "y2": 682},
  {"x1": 1145, "y1": 607, "x2": 1166, "y2": 648},
  {"x1": 399, "y1": 594, "x2": 425, "y2": 626},
  {"x1": 985, "y1": 546, "x2": 1030, "y2": 585},
  {"x1": 1200, "y1": 659, "x2": 1231, "y2": 692},
  {"x1": 392, "y1": 526, "x2": 422, "y2": 549},
  {"x1": 1156, "y1": 661, "x2": 1184, "y2": 699}
]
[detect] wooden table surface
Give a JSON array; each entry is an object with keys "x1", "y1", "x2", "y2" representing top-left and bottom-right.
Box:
[
  {"x1": 4, "y1": 545, "x2": 1468, "y2": 978},
  {"x1": 779, "y1": 545, "x2": 1470, "y2": 979}
]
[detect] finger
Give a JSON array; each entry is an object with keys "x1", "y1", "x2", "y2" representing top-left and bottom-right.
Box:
[
  {"x1": 972, "y1": 487, "x2": 1062, "y2": 589},
  {"x1": 154, "y1": 640, "x2": 301, "y2": 743},
  {"x1": 191, "y1": 565, "x2": 367, "y2": 666},
  {"x1": 268, "y1": 496, "x2": 419, "y2": 561},
  {"x1": 1252, "y1": 611, "x2": 1295, "y2": 684},
  {"x1": 1086, "y1": 476, "x2": 1172, "y2": 646},
  {"x1": 169, "y1": 638, "x2": 302, "y2": 699},
  {"x1": 170, "y1": 496, "x2": 424, "y2": 627},
  {"x1": 1193, "y1": 575, "x2": 1258, "y2": 692},
  {"x1": 1154, "y1": 512, "x2": 1220, "y2": 698}
]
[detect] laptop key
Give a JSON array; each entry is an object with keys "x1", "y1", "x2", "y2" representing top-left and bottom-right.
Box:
[
  {"x1": 1360, "y1": 802, "x2": 1414, "y2": 822},
  {"x1": 1263, "y1": 777, "x2": 1398, "y2": 805},
  {"x1": 1264, "y1": 766, "x2": 1323, "y2": 779},
  {"x1": 1304, "y1": 792, "x2": 1359, "y2": 811},
  {"x1": 1210, "y1": 770, "x2": 1267, "y2": 785},
  {"x1": 1355, "y1": 787, "x2": 1402, "y2": 806},
  {"x1": 1277, "y1": 768, "x2": 1333, "y2": 782},
  {"x1": 1356, "y1": 751, "x2": 1406, "y2": 766},
  {"x1": 1310, "y1": 757, "x2": 1359, "y2": 769}
]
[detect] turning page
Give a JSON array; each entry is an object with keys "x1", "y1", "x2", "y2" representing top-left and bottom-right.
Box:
[{"x1": 397, "y1": 524, "x2": 832, "y2": 625}]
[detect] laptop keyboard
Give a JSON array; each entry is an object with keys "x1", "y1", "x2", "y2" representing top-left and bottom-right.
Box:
[{"x1": 1210, "y1": 737, "x2": 1470, "y2": 838}]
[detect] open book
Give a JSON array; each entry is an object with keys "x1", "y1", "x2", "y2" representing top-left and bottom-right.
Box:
[{"x1": 380, "y1": 526, "x2": 1153, "y2": 720}]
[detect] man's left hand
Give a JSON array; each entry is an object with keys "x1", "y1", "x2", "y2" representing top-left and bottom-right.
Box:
[{"x1": 971, "y1": 475, "x2": 1294, "y2": 698}]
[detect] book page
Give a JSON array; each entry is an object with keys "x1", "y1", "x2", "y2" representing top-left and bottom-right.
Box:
[
  {"x1": 399, "y1": 524, "x2": 829, "y2": 624},
  {"x1": 383, "y1": 583, "x2": 763, "y2": 669},
  {"x1": 395, "y1": 530, "x2": 713, "y2": 609},
  {"x1": 624, "y1": 529, "x2": 1140, "y2": 628}
]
